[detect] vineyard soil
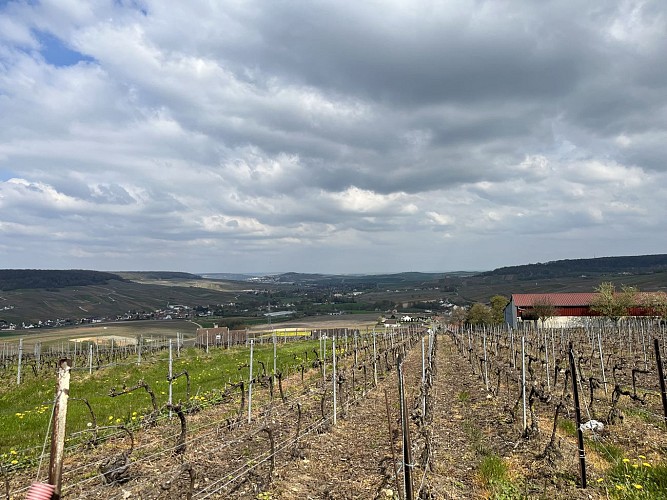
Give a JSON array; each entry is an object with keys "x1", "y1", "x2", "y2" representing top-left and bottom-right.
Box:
[{"x1": 5, "y1": 330, "x2": 667, "y2": 499}]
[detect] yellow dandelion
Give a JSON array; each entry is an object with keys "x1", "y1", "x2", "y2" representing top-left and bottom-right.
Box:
[
  {"x1": 10, "y1": 460, "x2": 18, "y2": 465},
  {"x1": 108, "y1": 416, "x2": 113, "y2": 420},
  {"x1": 622, "y1": 458, "x2": 630, "y2": 463},
  {"x1": 643, "y1": 462, "x2": 651, "y2": 467},
  {"x1": 638, "y1": 455, "x2": 646, "y2": 459},
  {"x1": 115, "y1": 418, "x2": 122, "y2": 424},
  {"x1": 10, "y1": 450, "x2": 17, "y2": 455},
  {"x1": 132, "y1": 411, "x2": 137, "y2": 416},
  {"x1": 616, "y1": 485, "x2": 625, "y2": 490},
  {"x1": 596, "y1": 478, "x2": 604, "y2": 483},
  {"x1": 634, "y1": 484, "x2": 643, "y2": 490},
  {"x1": 632, "y1": 464, "x2": 639, "y2": 469}
]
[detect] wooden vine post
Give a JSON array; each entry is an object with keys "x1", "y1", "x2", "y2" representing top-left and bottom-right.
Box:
[
  {"x1": 568, "y1": 342, "x2": 586, "y2": 489},
  {"x1": 49, "y1": 358, "x2": 71, "y2": 500},
  {"x1": 654, "y1": 338, "x2": 667, "y2": 429}
]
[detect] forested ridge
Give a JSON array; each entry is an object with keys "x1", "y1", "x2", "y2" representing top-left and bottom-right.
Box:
[
  {"x1": 0, "y1": 269, "x2": 124, "y2": 291},
  {"x1": 480, "y1": 254, "x2": 667, "y2": 280}
]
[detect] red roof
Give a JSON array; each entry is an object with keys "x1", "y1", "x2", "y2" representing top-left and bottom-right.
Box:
[{"x1": 511, "y1": 293, "x2": 598, "y2": 307}]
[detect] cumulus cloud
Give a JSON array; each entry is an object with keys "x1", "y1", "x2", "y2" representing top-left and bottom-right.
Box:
[{"x1": 0, "y1": 0, "x2": 666, "y2": 273}]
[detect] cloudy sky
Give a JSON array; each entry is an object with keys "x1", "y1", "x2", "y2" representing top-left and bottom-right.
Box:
[{"x1": 1, "y1": 0, "x2": 666, "y2": 274}]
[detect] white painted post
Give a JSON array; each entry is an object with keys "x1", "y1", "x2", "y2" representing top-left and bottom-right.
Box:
[
  {"x1": 168, "y1": 340, "x2": 173, "y2": 418},
  {"x1": 483, "y1": 328, "x2": 489, "y2": 391},
  {"x1": 373, "y1": 329, "x2": 378, "y2": 386},
  {"x1": 88, "y1": 344, "x2": 93, "y2": 375},
  {"x1": 273, "y1": 329, "x2": 277, "y2": 376},
  {"x1": 522, "y1": 335, "x2": 527, "y2": 432},
  {"x1": 510, "y1": 327, "x2": 516, "y2": 369},
  {"x1": 354, "y1": 330, "x2": 358, "y2": 366},
  {"x1": 17, "y1": 338, "x2": 23, "y2": 385},
  {"x1": 421, "y1": 336, "x2": 426, "y2": 416},
  {"x1": 333, "y1": 338, "x2": 337, "y2": 426},
  {"x1": 248, "y1": 340, "x2": 254, "y2": 423},
  {"x1": 544, "y1": 328, "x2": 550, "y2": 391},
  {"x1": 49, "y1": 359, "x2": 71, "y2": 499}
]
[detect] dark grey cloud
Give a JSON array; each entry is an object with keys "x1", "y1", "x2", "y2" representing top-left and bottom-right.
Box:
[{"x1": 0, "y1": 0, "x2": 666, "y2": 273}]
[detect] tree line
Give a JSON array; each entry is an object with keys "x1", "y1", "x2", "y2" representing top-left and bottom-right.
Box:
[{"x1": 0, "y1": 269, "x2": 124, "y2": 291}]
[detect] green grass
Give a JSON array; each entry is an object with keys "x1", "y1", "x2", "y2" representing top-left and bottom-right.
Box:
[
  {"x1": 557, "y1": 418, "x2": 577, "y2": 435},
  {"x1": 479, "y1": 454, "x2": 522, "y2": 499},
  {"x1": 587, "y1": 439, "x2": 624, "y2": 463},
  {"x1": 604, "y1": 456, "x2": 667, "y2": 498},
  {"x1": 624, "y1": 407, "x2": 664, "y2": 427},
  {"x1": 0, "y1": 340, "x2": 320, "y2": 470},
  {"x1": 457, "y1": 390, "x2": 470, "y2": 402}
]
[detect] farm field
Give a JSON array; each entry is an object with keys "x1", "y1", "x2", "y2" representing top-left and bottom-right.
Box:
[
  {"x1": 2, "y1": 323, "x2": 667, "y2": 499},
  {"x1": 0, "y1": 320, "x2": 199, "y2": 349}
]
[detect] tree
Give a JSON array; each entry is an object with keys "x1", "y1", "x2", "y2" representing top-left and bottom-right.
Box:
[
  {"x1": 449, "y1": 306, "x2": 467, "y2": 328},
  {"x1": 466, "y1": 302, "x2": 493, "y2": 326},
  {"x1": 590, "y1": 282, "x2": 638, "y2": 324},
  {"x1": 641, "y1": 291, "x2": 667, "y2": 321},
  {"x1": 489, "y1": 295, "x2": 509, "y2": 325},
  {"x1": 532, "y1": 297, "x2": 556, "y2": 328}
]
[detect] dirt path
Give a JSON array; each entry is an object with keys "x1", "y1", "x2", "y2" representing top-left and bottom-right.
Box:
[
  {"x1": 266, "y1": 334, "x2": 492, "y2": 500},
  {"x1": 423, "y1": 337, "x2": 487, "y2": 498},
  {"x1": 269, "y1": 345, "x2": 424, "y2": 499}
]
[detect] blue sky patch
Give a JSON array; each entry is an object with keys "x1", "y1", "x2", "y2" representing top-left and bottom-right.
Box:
[{"x1": 35, "y1": 31, "x2": 95, "y2": 67}]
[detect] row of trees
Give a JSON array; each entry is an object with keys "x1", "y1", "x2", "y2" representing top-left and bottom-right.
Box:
[{"x1": 456, "y1": 294, "x2": 508, "y2": 326}]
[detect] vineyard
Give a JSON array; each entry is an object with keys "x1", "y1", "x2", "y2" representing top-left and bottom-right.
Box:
[{"x1": 2, "y1": 321, "x2": 667, "y2": 499}]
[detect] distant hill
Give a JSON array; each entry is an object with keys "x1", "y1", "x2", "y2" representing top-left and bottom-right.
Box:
[
  {"x1": 480, "y1": 254, "x2": 667, "y2": 281},
  {"x1": 201, "y1": 273, "x2": 268, "y2": 281},
  {"x1": 273, "y1": 272, "x2": 452, "y2": 287},
  {"x1": 0, "y1": 269, "x2": 124, "y2": 291},
  {"x1": 116, "y1": 271, "x2": 201, "y2": 280}
]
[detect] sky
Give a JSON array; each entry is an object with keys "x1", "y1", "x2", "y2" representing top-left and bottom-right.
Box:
[{"x1": 1, "y1": 0, "x2": 666, "y2": 275}]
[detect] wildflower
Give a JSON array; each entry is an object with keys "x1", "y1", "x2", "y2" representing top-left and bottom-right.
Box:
[
  {"x1": 634, "y1": 484, "x2": 643, "y2": 490},
  {"x1": 622, "y1": 458, "x2": 630, "y2": 463},
  {"x1": 632, "y1": 464, "x2": 639, "y2": 469},
  {"x1": 108, "y1": 416, "x2": 113, "y2": 421},
  {"x1": 10, "y1": 460, "x2": 18, "y2": 465},
  {"x1": 132, "y1": 411, "x2": 137, "y2": 416},
  {"x1": 616, "y1": 485, "x2": 625, "y2": 490},
  {"x1": 638, "y1": 455, "x2": 646, "y2": 459},
  {"x1": 86, "y1": 422, "x2": 93, "y2": 427},
  {"x1": 115, "y1": 418, "x2": 122, "y2": 424},
  {"x1": 643, "y1": 462, "x2": 651, "y2": 467},
  {"x1": 10, "y1": 450, "x2": 17, "y2": 455}
]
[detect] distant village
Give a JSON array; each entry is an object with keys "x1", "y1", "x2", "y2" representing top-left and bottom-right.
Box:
[
  {"x1": 0, "y1": 303, "x2": 199, "y2": 332},
  {"x1": 0, "y1": 295, "x2": 453, "y2": 332}
]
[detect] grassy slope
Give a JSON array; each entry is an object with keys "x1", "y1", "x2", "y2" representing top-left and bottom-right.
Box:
[{"x1": 0, "y1": 339, "x2": 321, "y2": 466}]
